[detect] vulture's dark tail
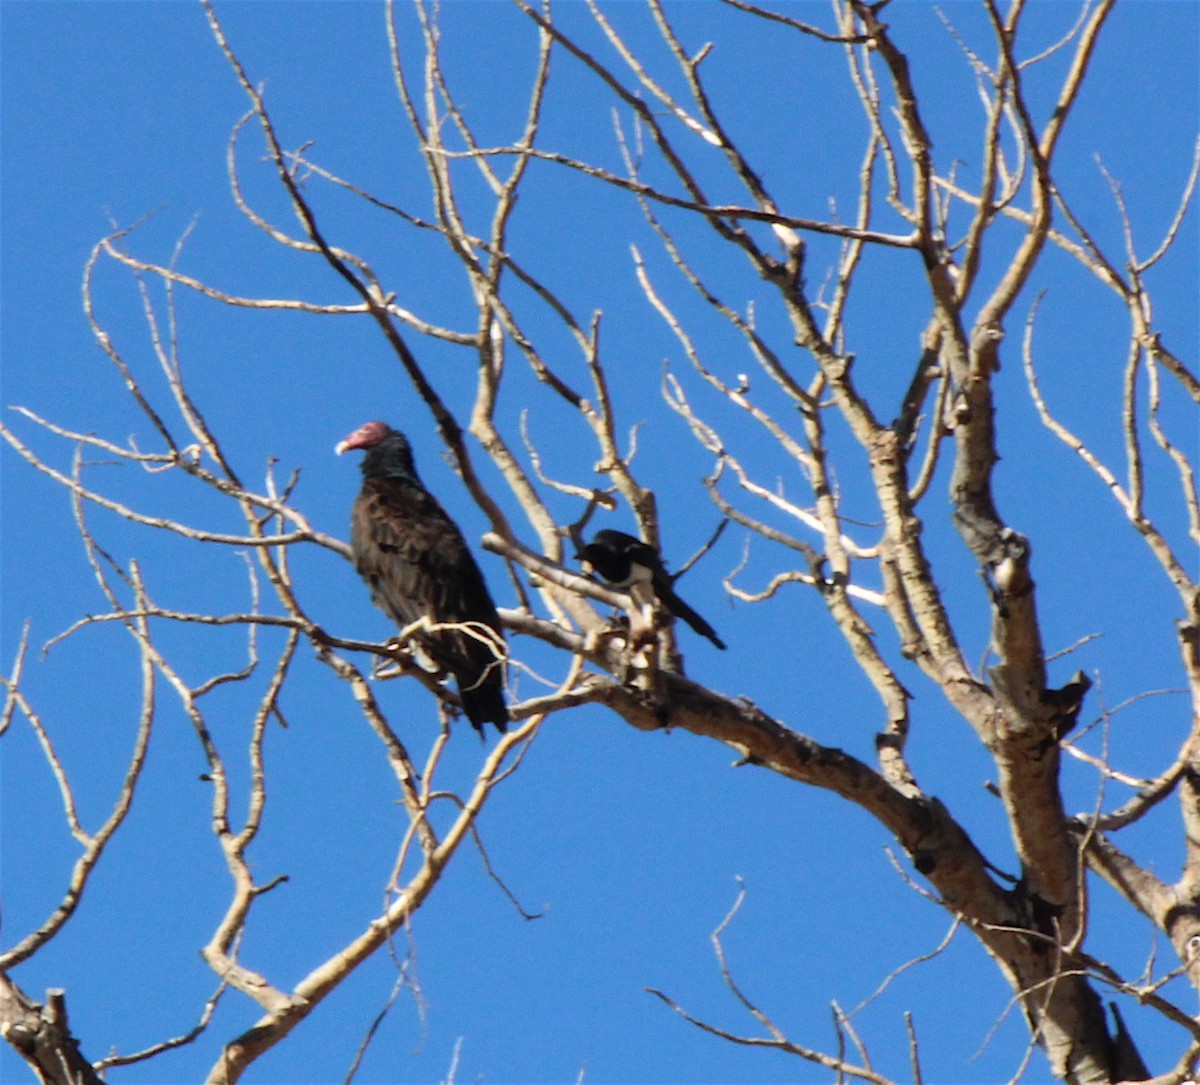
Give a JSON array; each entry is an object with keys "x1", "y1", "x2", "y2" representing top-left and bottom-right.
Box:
[{"x1": 459, "y1": 675, "x2": 509, "y2": 735}]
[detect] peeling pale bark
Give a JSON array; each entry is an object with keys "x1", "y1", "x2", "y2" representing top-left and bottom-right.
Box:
[{"x1": 0, "y1": 977, "x2": 102, "y2": 1085}]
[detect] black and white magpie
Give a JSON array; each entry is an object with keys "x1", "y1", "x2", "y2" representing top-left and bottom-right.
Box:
[{"x1": 577, "y1": 529, "x2": 726, "y2": 650}]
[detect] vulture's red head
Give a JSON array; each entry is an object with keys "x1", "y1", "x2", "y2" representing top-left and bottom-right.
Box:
[
  {"x1": 336, "y1": 421, "x2": 420, "y2": 483},
  {"x1": 335, "y1": 420, "x2": 392, "y2": 455}
]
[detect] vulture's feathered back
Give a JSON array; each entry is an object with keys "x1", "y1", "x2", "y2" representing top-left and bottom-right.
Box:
[
  {"x1": 579, "y1": 529, "x2": 726, "y2": 650},
  {"x1": 337, "y1": 421, "x2": 508, "y2": 734}
]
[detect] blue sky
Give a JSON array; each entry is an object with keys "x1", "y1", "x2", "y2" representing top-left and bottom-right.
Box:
[{"x1": 2, "y1": 3, "x2": 1198, "y2": 1084}]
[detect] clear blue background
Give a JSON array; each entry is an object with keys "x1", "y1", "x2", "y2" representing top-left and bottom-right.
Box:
[{"x1": 2, "y1": 3, "x2": 1197, "y2": 1083}]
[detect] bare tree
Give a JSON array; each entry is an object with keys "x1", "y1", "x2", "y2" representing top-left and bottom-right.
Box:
[{"x1": 2, "y1": 2, "x2": 1197, "y2": 1083}]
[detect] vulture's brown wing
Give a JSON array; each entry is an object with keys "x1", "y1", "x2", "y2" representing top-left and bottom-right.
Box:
[{"x1": 351, "y1": 476, "x2": 507, "y2": 731}]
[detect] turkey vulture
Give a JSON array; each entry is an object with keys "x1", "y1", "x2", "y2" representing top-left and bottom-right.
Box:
[
  {"x1": 336, "y1": 421, "x2": 508, "y2": 734},
  {"x1": 578, "y1": 529, "x2": 726, "y2": 650}
]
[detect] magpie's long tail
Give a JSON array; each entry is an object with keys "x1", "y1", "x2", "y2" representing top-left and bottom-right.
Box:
[{"x1": 658, "y1": 585, "x2": 727, "y2": 650}]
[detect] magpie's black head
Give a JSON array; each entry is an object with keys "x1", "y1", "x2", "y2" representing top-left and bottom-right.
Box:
[
  {"x1": 578, "y1": 530, "x2": 652, "y2": 586},
  {"x1": 591, "y1": 529, "x2": 641, "y2": 549}
]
